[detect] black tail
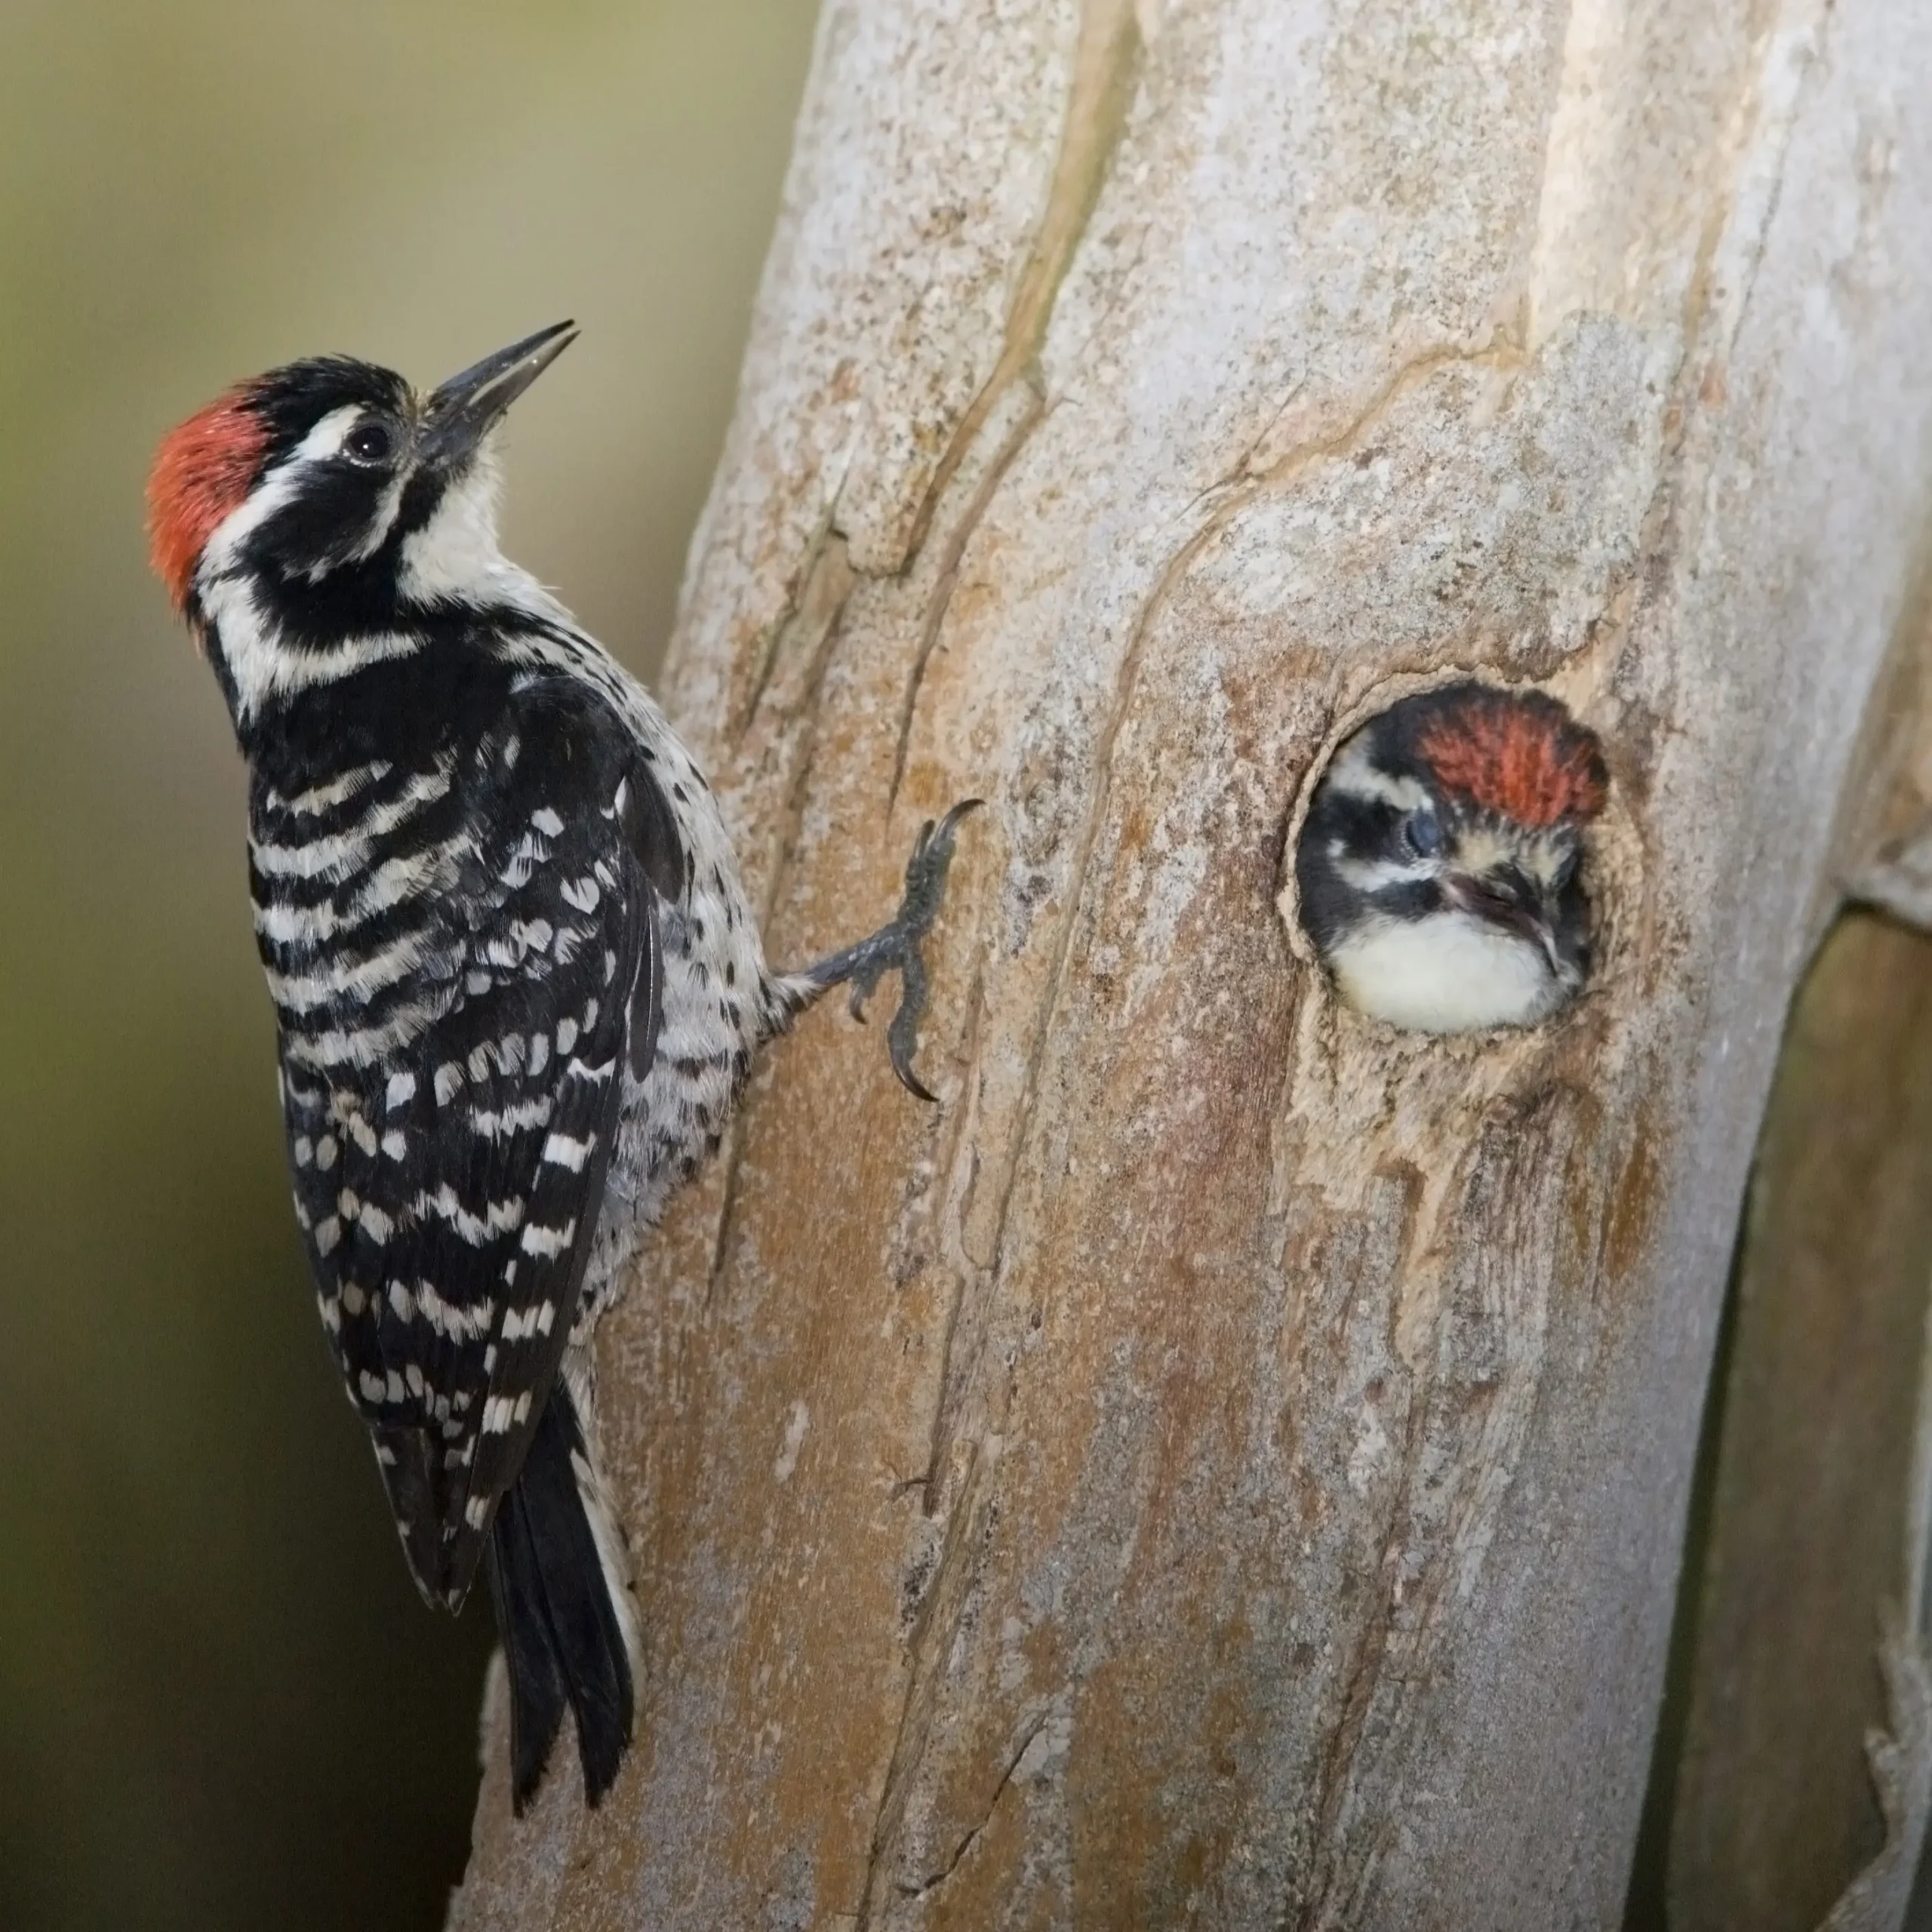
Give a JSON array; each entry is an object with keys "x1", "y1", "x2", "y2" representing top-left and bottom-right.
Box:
[{"x1": 483, "y1": 1384, "x2": 639, "y2": 1811}]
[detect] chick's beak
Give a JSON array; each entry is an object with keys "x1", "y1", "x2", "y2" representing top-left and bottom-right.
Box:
[
  {"x1": 1445, "y1": 871, "x2": 1560, "y2": 971},
  {"x1": 420, "y1": 321, "x2": 577, "y2": 469}
]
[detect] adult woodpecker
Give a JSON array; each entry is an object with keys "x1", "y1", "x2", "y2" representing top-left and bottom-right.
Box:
[
  {"x1": 1296, "y1": 682, "x2": 1607, "y2": 1032},
  {"x1": 146, "y1": 322, "x2": 974, "y2": 1810}
]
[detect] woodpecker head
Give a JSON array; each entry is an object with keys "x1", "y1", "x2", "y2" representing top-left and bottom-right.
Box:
[
  {"x1": 1294, "y1": 683, "x2": 1608, "y2": 1033},
  {"x1": 146, "y1": 321, "x2": 576, "y2": 725}
]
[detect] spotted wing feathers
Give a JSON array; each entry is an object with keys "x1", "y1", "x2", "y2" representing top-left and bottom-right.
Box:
[{"x1": 263, "y1": 680, "x2": 674, "y2": 1610}]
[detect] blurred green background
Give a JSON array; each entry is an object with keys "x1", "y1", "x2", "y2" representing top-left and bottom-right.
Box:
[{"x1": 0, "y1": 5, "x2": 814, "y2": 1926}]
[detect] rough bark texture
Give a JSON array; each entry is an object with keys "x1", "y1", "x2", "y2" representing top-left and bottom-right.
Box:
[{"x1": 447, "y1": 2, "x2": 1932, "y2": 1925}]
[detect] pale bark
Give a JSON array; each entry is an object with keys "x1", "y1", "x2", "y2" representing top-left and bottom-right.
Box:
[{"x1": 447, "y1": 2, "x2": 1932, "y2": 1926}]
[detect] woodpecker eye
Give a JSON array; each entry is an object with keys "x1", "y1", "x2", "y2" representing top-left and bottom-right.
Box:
[
  {"x1": 1404, "y1": 810, "x2": 1444, "y2": 859},
  {"x1": 343, "y1": 421, "x2": 395, "y2": 465}
]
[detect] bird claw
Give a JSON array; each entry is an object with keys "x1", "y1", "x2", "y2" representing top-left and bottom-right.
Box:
[
  {"x1": 879, "y1": 798, "x2": 980, "y2": 1101},
  {"x1": 784, "y1": 800, "x2": 980, "y2": 1101}
]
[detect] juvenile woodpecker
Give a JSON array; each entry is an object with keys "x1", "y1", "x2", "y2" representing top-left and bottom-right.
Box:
[
  {"x1": 146, "y1": 323, "x2": 973, "y2": 1811},
  {"x1": 1296, "y1": 682, "x2": 1607, "y2": 1032}
]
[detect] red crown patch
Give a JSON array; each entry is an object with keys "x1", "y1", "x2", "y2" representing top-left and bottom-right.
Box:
[
  {"x1": 1415, "y1": 689, "x2": 1607, "y2": 829},
  {"x1": 146, "y1": 389, "x2": 268, "y2": 611}
]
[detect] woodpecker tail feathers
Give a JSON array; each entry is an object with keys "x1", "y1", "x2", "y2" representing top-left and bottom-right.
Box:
[{"x1": 483, "y1": 1367, "x2": 641, "y2": 1811}]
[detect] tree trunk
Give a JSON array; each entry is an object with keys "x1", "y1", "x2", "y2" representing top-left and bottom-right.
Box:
[{"x1": 447, "y1": 2, "x2": 1932, "y2": 1925}]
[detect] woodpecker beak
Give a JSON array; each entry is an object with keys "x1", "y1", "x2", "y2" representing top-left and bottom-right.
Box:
[
  {"x1": 420, "y1": 321, "x2": 578, "y2": 468},
  {"x1": 1445, "y1": 872, "x2": 1559, "y2": 968}
]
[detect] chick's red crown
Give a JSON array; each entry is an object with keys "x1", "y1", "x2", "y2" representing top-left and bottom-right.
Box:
[{"x1": 1415, "y1": 688, "x2": 1607, "y2": 829}]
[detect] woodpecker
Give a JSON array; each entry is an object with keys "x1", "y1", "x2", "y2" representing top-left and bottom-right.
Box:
[
  {"x1": 1295, "y1": 682, "x2": 1607, "y2": 1032},
  {"x1": 146, "y1": 322, "x2": 974, "y2": 1812}
]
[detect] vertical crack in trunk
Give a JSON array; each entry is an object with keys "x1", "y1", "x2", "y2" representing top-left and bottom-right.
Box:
[
  {"x1": 900, "y1": 0, "x2": 1141, "y2": 565},
  {"x1": 889, "y1": 379, "x2": 1045, "y2": 808}
]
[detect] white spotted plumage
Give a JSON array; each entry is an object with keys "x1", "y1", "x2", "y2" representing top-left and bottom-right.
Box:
[{"x1": 152, "y1": 326, "x2": 968, "y2": 1812}]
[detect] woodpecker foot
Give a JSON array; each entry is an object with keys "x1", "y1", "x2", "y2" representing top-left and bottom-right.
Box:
[{"x1": 786, "y1": 798, "x2": 980, "y2": 1102}]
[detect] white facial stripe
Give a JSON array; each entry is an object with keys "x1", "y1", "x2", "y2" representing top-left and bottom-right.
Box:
[
  {"x1": 298, "y1": 405, "x2": 368, "y2": 460},
  {"x1": 334, "y1": 472, "x2": 409, "y2": 574},
  {"x1": 299, "y1": 408, "x2": 408, "y2": 571},
  {"x1": 197, "y1": 569, "x2": 423, "y2": 718},
  {"x1": 1331, "y1": 848, "x2": 1437, "y2": 892},
  {"x1": 199, "y1": 404, "x2": 401, "y2": 587},
  {"x1": 192, "y1": 405, "x2": 424, "y2": 717},
  {"x1": 198, "y1": 460, "x2": 305, "y2": 578},
  {"x1": 1324, "y1": 740, "x2": 1430, "y2": 813}
]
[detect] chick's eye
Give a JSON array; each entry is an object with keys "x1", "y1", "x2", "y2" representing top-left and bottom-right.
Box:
[
  {"x1": 1404, "y1": 810, "x2": 1444, "y2": 858},
  {"x1": 343, "y1": 421, "x2": 394, "y2": 465}
]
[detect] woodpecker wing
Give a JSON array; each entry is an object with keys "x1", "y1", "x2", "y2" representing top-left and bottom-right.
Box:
[{"x1": 263, "y1": 675, "x2": 678, "y2": 1610}]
